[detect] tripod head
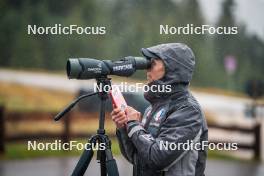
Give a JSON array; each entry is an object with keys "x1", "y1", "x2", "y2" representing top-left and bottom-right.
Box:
[{"x1": 54, "y1": 76, "x2": 111, "y2": 124}]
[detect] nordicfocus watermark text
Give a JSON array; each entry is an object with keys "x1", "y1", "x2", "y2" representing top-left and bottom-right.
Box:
[
  {"x1": 27, "y1": 140, "x2": 238, "y2": 151},
  {"x1": 160, "y1": 24, "x2": 238, "y2": 35},
  {"x1": 94, "y1": 82, "x2": 172, "y2": 93},
  {"x1": 27, "y1": 140, "x2": 106, "y2": 151},
  {"x1": 159, "y1": 140, "x2": 238, "y2": 151},
  {"x1": 27, "y1": 24, "x2": 106, "y2": 35}
]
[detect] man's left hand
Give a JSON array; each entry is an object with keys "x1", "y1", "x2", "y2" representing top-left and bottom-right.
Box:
[{"x1": 125, "y1": 106, "x2": 141, "y2": 122}]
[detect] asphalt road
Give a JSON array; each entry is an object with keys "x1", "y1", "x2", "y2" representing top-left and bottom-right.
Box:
[{"x1": 0, "y1": 157, "x2": 264, "y2": 176}]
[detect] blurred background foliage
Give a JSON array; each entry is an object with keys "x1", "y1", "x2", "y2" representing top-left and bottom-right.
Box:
[{"x1": 0, "y1": 0, "x2": 263, "y2": 91}]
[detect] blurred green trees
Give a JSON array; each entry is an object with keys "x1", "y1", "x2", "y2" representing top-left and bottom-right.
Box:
[{"x1": 0, "y1": 0, "x2": 263, "y2": 91}]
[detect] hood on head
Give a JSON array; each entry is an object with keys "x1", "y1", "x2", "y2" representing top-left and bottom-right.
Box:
[{"x1": 141, "y1": 43, "x2": 195, "y2": 85}]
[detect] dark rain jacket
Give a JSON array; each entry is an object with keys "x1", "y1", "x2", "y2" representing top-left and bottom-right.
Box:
[{"x1": 116, "y1": 43, "x2": 208, "y2": 176}]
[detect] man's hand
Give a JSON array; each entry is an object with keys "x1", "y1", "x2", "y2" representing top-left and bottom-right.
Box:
[
  {"x1": 125, "y1": 106, "x2": 141, "y2": 122},
  {"x1": 111, "y1": 107, "x2": 128, "y2": 129}
]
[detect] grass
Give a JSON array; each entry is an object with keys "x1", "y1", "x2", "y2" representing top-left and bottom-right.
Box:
[
  {"x1": 0, "y1": 80, "x2": 119, "y2": 160},
  {"x1": 0, "y1": 72, "x2": 256, "y2": 162},
  {"x1": 1, "y1": 73, "x2": 258, "y2": 113},
  {"x1": 0, "y1": 72, "x2": 143, "y2": 113},
  {"x1": 5, "y1": 117, "x2": 116, "y2": 137},
  {"x1": 0, "y1": 81, "x2": 74, "y2": 112}
]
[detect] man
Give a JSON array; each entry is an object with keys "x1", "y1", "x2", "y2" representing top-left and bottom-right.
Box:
[{"x1": 111, "y1": 43, "x2": 208, "y2": 176}]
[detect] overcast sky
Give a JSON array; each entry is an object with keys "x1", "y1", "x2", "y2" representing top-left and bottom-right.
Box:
[{"x1": 198, "y1": 0, "x2": 264, "y2": 40}]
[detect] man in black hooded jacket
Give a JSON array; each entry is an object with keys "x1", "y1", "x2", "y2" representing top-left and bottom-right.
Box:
[{"x1": 111, "y1": 43, "x2": 208, "y2": 176}]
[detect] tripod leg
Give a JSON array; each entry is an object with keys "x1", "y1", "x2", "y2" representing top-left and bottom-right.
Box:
[
  {"x1": 72, "y1": 145, "x2": 94, "y2": 176},
  {"x1": 105, "y1": 149, "x2": 119, "y2": 176},
  {"x1": 98, "y1": 150, "x2": 107, "y2": 176}
]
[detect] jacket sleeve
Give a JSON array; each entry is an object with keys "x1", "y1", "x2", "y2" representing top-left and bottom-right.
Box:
[
  {"x1": 115, "y1": 105, "x2": 152, "y2": 164},
  {"x1": 116, "y1": 127, "x2": 136, "y2": 164},
  {"x1": 126, "y1": 104, "x2": 202, "y2": 170}
]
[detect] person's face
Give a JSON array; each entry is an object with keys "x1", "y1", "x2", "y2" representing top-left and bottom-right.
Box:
[{"x1": 146, "y1": 58, "x2": 165, "y2": 84}]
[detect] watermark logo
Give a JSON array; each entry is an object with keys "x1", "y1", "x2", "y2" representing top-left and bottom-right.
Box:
[
  {"x1": 27, "y1": 140, "x2": 106, "y2": 151},
  {"x1": 27, "y1": 24, "x2": 106, "y2": 35},
  {"x1": 160, "y1": 24, "x2": 238, "y2": 35},
  {"x1": 159, "y1": 140, "x2": 238, "y2": 151},
  {"x1": 94, "y1": 82, "x2": 172, "y2": 93}
]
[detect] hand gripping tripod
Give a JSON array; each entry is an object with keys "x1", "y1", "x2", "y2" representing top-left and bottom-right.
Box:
[{"x1": 54, "y1": 77, "x2": 119, "y2": 176}]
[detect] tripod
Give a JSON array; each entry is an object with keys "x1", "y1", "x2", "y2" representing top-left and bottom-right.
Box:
[{"x1": 54, "y1": 77, "x2": 119, "y2": 176}]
